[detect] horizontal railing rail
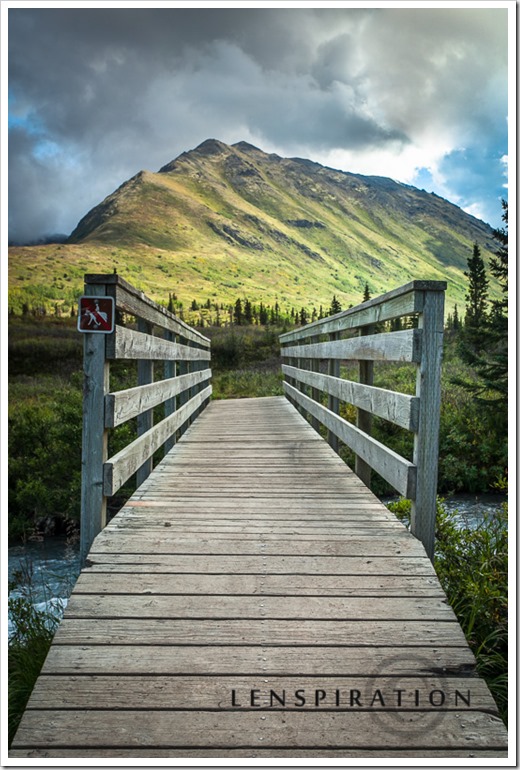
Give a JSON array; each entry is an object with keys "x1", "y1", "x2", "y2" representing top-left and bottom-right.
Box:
[
  {"x1": 279, "y1": 280, "x2": 446, "y2": 559},
  {"x1": 80, "y1": 273, "x2": 212, "y2": 561}
]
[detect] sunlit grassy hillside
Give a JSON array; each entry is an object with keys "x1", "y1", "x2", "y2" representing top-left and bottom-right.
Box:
[{"x1": 8, "y1": 139, "x2": 498, "y2": 319}]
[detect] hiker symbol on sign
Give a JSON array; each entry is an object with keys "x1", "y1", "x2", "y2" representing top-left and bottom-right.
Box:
[{"x1": 78, "y1": 296, "x2": 115, "y2": 333}]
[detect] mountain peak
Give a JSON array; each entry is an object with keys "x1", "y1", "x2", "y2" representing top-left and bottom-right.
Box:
[
  {"x1": 159, "y1": 138, "x2": 230, "y2": 174},
  {"x1": 192, "y1": 138, "x2": 229, "y2": 156},
  {"x1": 59, "y1": 138, "x2": 495, "y2": 314}
]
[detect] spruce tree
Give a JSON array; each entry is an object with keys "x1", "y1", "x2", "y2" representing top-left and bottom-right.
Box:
[
  {"x1": 463, "y1": 242, "x2": 488, "y2": 349},
  {"x1": 469, "y1": 202, "x2": 508, "y2": 409},
  {"x1": 329, "y1": 295, "x2": 342, "y2": 315},
  {"x1": 259, "y1": 302, "x2": 268, "y2": 326},
  {"x1": 244, "y1": 298, "x2": 253, "y2": 325},
  {"x1": 452, "y1": 304, "x2": 460, "y2": 331},
  {"x1": 455, "y1": 204, "x2": 508, "y2": 425},
  {"x1": 233, "y1": 298, "x2": 243, "y2": 326}
]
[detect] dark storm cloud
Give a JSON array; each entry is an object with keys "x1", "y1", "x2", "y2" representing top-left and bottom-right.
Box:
[{"x1": 7, "y1": 5, "x2": 509, "y2": 242}]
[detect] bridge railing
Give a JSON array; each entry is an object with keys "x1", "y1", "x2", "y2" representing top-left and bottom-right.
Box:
[
  {"x1": 279, "y1": 280, "x2": 446, "y2": 559},
  {"x1": 80, "y1": 273, "x2": 212, "y2": 561}
]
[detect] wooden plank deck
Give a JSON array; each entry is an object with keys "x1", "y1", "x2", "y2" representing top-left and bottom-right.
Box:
[{"x1": 10, "y1": 396, "x2": 508, "y2": 759}]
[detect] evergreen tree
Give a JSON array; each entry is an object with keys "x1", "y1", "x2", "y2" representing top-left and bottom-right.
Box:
[
  {"x1": 233, "y1": 298, "x2": 243, "y2": 325},
  {"x1": 467, "y1": 203, "x2": 508, "y2": 410},
  {"x1": 244, "y1": 298, "x2": 253, "y2": 325},
  {"x1": 490, "y1": 199, "x2": 508, "y2": 316},
  {"x1": 329, "y1": 295, "x2": 342, "y2": 315},
  {"x1": 452, "y1": 304, "x2": 460, "y2": 331},
  {"x1": 299, "y1": 307, "x2": 308, "y2": 326},
  {"x1": 454, "y1": 204, "x2": 508, "y2": 426},
  {"x1": 463, "y1": 243, "x2": 488, "y2": 348},
  {"x1": 259, "y1": 302, "x2": 269, "y2": 326},
  {"x1": 363, "y1": 283, "x2": 371, "y2": 302}
]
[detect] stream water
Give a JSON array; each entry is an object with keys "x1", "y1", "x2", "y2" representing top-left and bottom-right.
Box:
[{"x1": 7, "y1": 494, "x2": 506, "y2": 638}]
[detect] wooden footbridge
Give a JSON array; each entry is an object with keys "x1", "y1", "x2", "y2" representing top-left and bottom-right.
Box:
[{"x1": 10, "y1": 275, "x2": 508, "y2": 759}]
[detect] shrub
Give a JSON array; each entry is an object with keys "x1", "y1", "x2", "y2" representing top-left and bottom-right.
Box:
[{"x1": 388, "y1": 498, "x2": 508, "y2": 723}]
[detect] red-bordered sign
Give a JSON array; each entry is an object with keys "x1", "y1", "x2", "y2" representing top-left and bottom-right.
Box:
[{"x1": 77, "y1": 296, "x2": 115, "y2": 334}]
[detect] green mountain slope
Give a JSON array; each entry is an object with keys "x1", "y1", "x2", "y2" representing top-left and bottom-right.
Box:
[{"x1": 8, "y1": 138, "x2": 497, "y2": 319}]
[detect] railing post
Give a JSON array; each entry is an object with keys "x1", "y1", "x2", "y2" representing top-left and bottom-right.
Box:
[
  {"x1": 310, "y1": 335, "x2": 320, "y2": 432},
  {"x1": 356, "y1": 325, "x2": 374, "y2": 486},
  {"x1": 163, "y1": 330, "x2": 177, "y2": 454},
  {"x1": 178, "y1": 340, "x2": 190, "y2": 437},
  {"x1": 411, "y1": 288, "x2": 445, "y2": 560},
  {"x1": 136, "y1": 319, "x2": 154, "y2": 486},
  {"x1": 327, "y1": 332, "x2": 340, "y2": 452},
  {"x1": 80, "y1": 280, "x2": 110, "y2": 563}
]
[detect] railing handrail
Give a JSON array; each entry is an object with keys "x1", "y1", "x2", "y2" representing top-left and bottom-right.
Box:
[
  {"x1": 85, "y1": 273, "x2": 211, "y2": 347},
  {"x1": 279, "y1": 280, "x2": 447, "y2": 343},
  {"x1": 279, "y1": 280, "x2": 445, "y2": 560},
  {"x1": 80, "y1": 274, "x2": 212, "y2": 562}
]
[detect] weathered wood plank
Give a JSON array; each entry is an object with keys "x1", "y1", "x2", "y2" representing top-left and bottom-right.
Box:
[
  {"x1": 12, "y1": 709, "x2": 505, "y2": 750},
  {"x1": 9, "y1": 749, "x2": 509, "y2": 758},
  {"x1": 53, "y1": 617, "x2": 468, "y2": 646},
  {"x1": 284, "y1": 382, "x2": 416, "y2": 498},
  {"x1": 40, "y1": 643, "x2": 477, "y2": 676},
  {"x1": 282, "y1": 364, "x2": 419, "y2": 431},
  {"x1": 115, "y1": 501, "x2": 401, "y2": 515},
  {"x1": 411, "y1": 288, "x2": 445, "y2": 559},
  {"x1": 282, "y1": 329, "x2": 422, "y2": 363},
  {"x1": 85, "y1": 540, "x2": 429, "y2": 560},
  {"x1": 85, "y1": 553, "x2": 435, "y2": 573},
  {"x1": 135, "y1": 318, "x2": 154, "y2": 486},
  {"x1": 103, "y1": 525, "x2": 407, "y2": 537},
  {"x1": 9, "y1": 746, "x2": 509, "y2": 760},
  {"x1": 106, "y1": 519, "x2": 407, "y2": 532},
  {"x1": 103, "y1": 385, "x2": 212, "y2": 495},
  {"x1": 25, "y1": 675, "x2": 497, "y2": 712},
  {"x1": 356, "y1": 324, "x2": 375, "y2": 485},
  {"x1": 107, "y1": 325, "x2": 211, "y2": 361},
  {"x1": 80, "y1": 282, "x2": 109, "y2": 562},
  {"x1": 74, "y1": 572, "x2": 443, "y2": 596},
  {"x1": 105, "y1": 368, "x2": 212, "y2": 427},
  {"x1": 64, "y1": 595, "x2": 457, "y2": 621}
]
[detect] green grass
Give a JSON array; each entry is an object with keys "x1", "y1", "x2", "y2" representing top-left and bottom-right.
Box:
[{"x1": 212, "y1": 367, "x2": 284, "y2": 399}]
